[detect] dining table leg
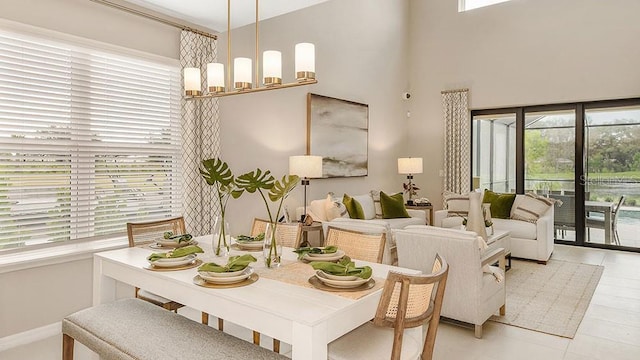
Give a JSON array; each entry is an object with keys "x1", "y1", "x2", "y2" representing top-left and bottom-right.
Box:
[{"x1": 291, "y1": 322, "x2": 327, "y2": 360}]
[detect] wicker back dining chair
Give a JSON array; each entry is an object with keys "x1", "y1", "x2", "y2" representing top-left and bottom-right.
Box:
[
  {"x1": 324, "y1": 226, "x2": 387, "y2": 263},
  {"x1": 250, "y1": 219, "x2": 302, "y2": 353},
  {"x1": 328, "y1": 254, "x2": 449, "y2": 360},
  {"x1": 126, "y1": 217, "x2": 187, "y2": 312}
]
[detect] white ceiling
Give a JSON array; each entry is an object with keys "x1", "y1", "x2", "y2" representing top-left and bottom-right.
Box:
[{"x1": 123, "y1": 0, "x2": 331, "y2": 32}]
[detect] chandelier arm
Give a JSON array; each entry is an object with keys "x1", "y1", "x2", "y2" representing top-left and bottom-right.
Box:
[
  {"x1": 227, "y1": 0, "x2": 231, "y2": 90},
  {"x1": 255, "y1": 0, "x2": 260, "y2": 87},
  {"x1": 187, "y1": 79, "x2": 317, "y2": 99}
]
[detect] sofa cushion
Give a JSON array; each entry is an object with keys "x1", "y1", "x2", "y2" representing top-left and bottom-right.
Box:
[
  {"x1": 482, "y1": 189, "x2": 516, "y2": 219},
  {"x1": 325, "y1": 194, "x2": 349, "y2": 221},
  {"x1": 353, "y1": 193, "x2": 376, "y2": 220},
  {"x1": 385, "y1": 217, "x2": 424, "y2": 229},
  {"x1": 343, "y1": 194, "x2": 365, "y2": 219},
  {"x1": 443, "y1": 191, "x2": 470, "y2": 217},
  {"x1": 380, "y1": 192, "x2": 410, "y2": 219},
  {"x1": 492, "y1": 218, "x2": 537, "y2": 240},
  {"x1": 511, "y1": 193, "x2": 554, "y2": 223}
]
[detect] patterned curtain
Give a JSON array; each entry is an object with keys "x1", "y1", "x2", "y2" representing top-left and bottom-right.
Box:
[
  {"x1": 180, "y1": 30, "x2": 221, "y2": 236},
  {"x1": 442, "y1": 89, "x2": 470, "y2": 196}
]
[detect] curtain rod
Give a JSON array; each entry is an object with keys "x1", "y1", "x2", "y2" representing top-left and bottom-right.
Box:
[
  {"x1": 441, "y1": 88, "x2": 469, "y2": 94},
  {"x1": 89, "y1": 0, "x2": 217, "y2": 40}
]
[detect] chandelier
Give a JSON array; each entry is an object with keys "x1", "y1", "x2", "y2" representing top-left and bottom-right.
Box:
[{"x1": 183, "y1": 0, "x2": 317, "y2": 99}]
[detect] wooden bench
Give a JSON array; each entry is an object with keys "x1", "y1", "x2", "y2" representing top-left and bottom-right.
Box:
[{"x1": 62, "y1": 298, "x2": 288, "y2": 360}]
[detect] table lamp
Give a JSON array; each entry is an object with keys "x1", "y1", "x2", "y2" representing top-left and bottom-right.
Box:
[
  {"x1": 289, "y1": 155, "x2": 323, "y2": 222},
  {"x1": 397, "y1": 157, "x2": 423, "y2": 205}
]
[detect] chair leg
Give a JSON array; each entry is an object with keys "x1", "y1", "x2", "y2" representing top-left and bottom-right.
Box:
[
  {"x1": 273, "y1": 339, "x2": 280, "y2": 353},
  {"x1": 62, "y1": 334, "x2": 74, "y2": 360},
  {"x1": 474, "y1": 324, "x2": 483, "y2": 339},
  {"x1": 218, "y1": 318, "x2": 224, "y2": 331},
  {"x1": 500, "y1": 304, "x2": 506, "y2": 316},
  {"x1": 201, "y1": 312, "x2": 209, "y2": 325},
  {"x1": 253, "y1": 331, "x2": 261, "y2": 345}
]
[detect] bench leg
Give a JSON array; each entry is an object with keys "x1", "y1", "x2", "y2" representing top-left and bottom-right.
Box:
[
  {"x1": 500, "y1": 304, "x2": 506, "y2": 316},
  {"x1": 474, "y1": 324, "x2": 483, "y2": 339},
  {"x1": 63, "y1": 334, "x2": 74, "y2": 360},
  {"x1": 253, "y1": 331, "x2": 260, "y2": 345},
  {"x1": 273, "y1": 339, "x2": 280, "y2": 353},
  {"x1": 218, "y1": 318, "x2": 224, "y2": 331},
  {"x1": 201, "y1": 312, "x2": 208, "y2": 325}
]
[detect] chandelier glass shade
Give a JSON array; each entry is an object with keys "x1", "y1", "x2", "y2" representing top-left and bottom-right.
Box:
[{"x1": 183, "y1": 0, "x2": 317, "y2": 99}]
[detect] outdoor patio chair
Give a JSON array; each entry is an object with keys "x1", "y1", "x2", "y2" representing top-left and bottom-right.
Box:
[{"x1": 587, "y1": 195, "x2": 625, "y2": 245}]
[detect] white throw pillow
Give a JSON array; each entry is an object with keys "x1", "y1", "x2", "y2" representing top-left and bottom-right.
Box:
[
  {"x1": 443, "y1": 191, "x2": 470, "y2": 217},
  {"x1": 324, "y1": 194, "x2": 349, "y2": 221},
  {"x1": 511, "y1": 193, "x2": 554, "y2": 223},
  {"x1": 353, "y1": 194, "x2": 376, "y2": 220}
]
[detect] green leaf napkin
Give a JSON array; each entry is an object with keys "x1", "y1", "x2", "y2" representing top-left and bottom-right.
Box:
[
  {"x1": 292, "y1": 245, "x2": 338, "y2": 260},
  {"x1": 198, "y1": 254, "x2": 257, "y2": 273},
  {"x1": 147, "y1": 245, "x2": 203, "y2": 262},
  {"x1": 162, "y1": 231, "x2": 193, "y2": 243},
  {"x1": 310, "y1": 256, "x2": 373, "y2": 279},
  {"x1": 236, "y1": 233, "x2": 265, "y2": 242}
]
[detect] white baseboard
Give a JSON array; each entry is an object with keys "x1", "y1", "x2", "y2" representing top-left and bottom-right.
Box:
[{"x1": 0, "y1": 322, "x2": 60, "y2": 352}]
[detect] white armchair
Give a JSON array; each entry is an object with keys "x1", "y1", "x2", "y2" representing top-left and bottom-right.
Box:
[{"x1": 394, "y1": 226, "x2": 506, "y2": 338}]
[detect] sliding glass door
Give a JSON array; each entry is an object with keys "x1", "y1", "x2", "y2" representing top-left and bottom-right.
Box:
[
  {"x1": 471, "y1": 98, "x2": 640, "y2": 252},
  {"x1": 584, "y1": 105, "x2": 640, "y2": 249}
]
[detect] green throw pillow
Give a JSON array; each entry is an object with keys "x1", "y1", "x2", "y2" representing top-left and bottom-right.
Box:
[
  {"x1": 343, "y1": 194, "x2": 365, "y2": 219},
  {"x1": 482, "y1": 189, "x2": 516, "y2": 219},
  {"x1": 380, "y1": 191, "x2": 410, "y2": 219}
]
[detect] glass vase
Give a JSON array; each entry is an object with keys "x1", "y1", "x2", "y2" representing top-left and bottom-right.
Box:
[
  {"x1": 263, "y1": 222, "x2": 282, "y2": 268},
  {"x1": 212, "y1": 215, "x2": 230, "y2": 257}
]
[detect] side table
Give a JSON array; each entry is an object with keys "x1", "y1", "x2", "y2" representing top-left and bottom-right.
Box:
[
  {"x1": 405, "y1": 204, "x2": 434, "y2": 225},
  {"x1": 486, "y1": 230, "x2": 512, "y2": 270},
  {"x1": 300, "y1": 221, "x2": 324, "y2": 247}
]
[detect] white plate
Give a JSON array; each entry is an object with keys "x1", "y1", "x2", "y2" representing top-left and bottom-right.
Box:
[
  {"x1": 149, "y1": 254, "x2": 197, "y2": 268},
  {"x1": 198, "y1": 267, "x2": 254, "y2": 284},
  {"x1": 235, "y1": 241, "x2": 264, "y2": 250},
  {"x1": 198, "y1": 268, "x2": 246, "y2": 278},
  {"x1": 306, "y1": 248, "x2": 343, "y2": 258},
  {"x1": 152, "y1": 239, "x2": 196, "y2": 249},
  {"x1": 303, "y1": 249, "x2": 345, "y2": 262},
  {"x1": 315, "y1": 270, "x2": 370, "y2": 288},
  {"x1": 318, "y1": 270, "x2": 359, "y2": 281}
]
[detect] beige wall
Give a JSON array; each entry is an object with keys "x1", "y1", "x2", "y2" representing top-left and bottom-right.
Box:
[
  {"x1": 219, "y1": 0, "x2": 411, "y2": 231},
  {"x1": 408, "y1": 0, "x2": 640, "y2": 207}
]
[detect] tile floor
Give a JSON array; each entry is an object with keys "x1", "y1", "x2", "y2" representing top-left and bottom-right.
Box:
[{"x1": 3, "y1": 244, "x2": 640, "y2": 359}]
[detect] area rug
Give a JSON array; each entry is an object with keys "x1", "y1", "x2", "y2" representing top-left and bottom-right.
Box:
[{"x1": 489, "y1": 259, "x2": 603, "y2": 338}]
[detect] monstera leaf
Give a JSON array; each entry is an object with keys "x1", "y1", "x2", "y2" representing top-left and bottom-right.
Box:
[
  {"x1": 236, "y1": 169, "x2": 275, "y2": 194},
  {"x1": 269, "y1": 175, "x2": 300, "y2": 202},
  {"x1": 200, "y1": 158, "x2": 234, "y2": 187}
]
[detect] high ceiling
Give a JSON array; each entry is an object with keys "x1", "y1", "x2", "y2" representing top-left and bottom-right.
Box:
[{"x1": 122, "y1": 0, "x2": 331, "y2": 32}]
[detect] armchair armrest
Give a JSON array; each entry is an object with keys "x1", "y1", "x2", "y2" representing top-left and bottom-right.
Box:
[{"x1": 481, "y1": 247, "x2": 506, "y2": 270}]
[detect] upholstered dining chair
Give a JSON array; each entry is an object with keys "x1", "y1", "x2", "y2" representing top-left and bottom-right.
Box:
[
  {"x1": 328, "y1": 255, "x2": 449, "y2": 360},
  {"x1": 250, "y1": 219, "x2": 302, "y2": 353},
  {"x1": 587, "y1": 195, "x2": 625, "y2": 245},
  {"x1": 324, "y1": 226, "x2": 387, "y2": 263},
  {"x1": 126, "y1": 216, "x2": 187, "y2": 313}
]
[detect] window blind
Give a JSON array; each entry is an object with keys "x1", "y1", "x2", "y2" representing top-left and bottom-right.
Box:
[{"x1": 0, "y1": 28, "x2": 182, "y2": 250}]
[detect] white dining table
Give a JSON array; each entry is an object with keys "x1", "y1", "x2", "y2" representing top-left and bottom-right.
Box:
[
  {"x1": 93, "y1": 236, "x2": 420, "y2": 360},
  {"x1": 585, "y1": 200, "x2": 615, "y2": 244}
]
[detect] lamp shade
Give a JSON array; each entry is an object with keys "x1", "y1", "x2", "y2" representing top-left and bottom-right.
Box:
[
  {"x1": 295, "y1": 43, "x2": 315, "y2": 80},
  {"x1": 289, "y1": 155, "x2": 323, "y2": 178},
  {"x1": 234, "y1": 57, "x2": 252, "y2": 89},
  {"x1": 206, "y1": 62, "x2": 225, "y2": 92},
  {"x1": 397, "y1": 157, "x2": 423, "y2": 174},
  {"x1": 263, "y1": 50, "x2": 282, "y2": 85},
  {"x1": 183, "y1": 67, "x2": 201, "y2": 95}
]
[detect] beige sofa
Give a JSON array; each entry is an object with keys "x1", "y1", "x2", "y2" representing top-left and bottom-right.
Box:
[
  {"x1": 434, "y1": 194, "x2": 554, "y2": 263},
  {"x1": 298, "y1": 191, "x2": 426, "y2": 264}
]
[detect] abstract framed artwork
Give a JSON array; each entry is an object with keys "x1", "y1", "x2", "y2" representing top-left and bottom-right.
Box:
[{"x1": 307, "y1": 93, "x2": 369, "y2": 178}]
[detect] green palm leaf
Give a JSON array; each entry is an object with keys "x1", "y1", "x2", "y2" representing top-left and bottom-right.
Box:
[
  {"x1": 236, "y1": 169, "x2": 275, "y2": 193},
  {"x1": 269, "y1": 175, "x2": 300, "y2": 202},
  {"x1": 200, "y1": 158, "x2": 234, "y2": 186}
]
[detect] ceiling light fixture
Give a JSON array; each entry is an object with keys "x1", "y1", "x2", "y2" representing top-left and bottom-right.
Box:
[{"x1": 183, "y1": 0, "x2": 317, "y2": 99}]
